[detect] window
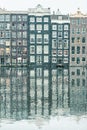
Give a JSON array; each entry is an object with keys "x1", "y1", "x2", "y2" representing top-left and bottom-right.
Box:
[
  {"x1": 30, "y1": 17, "x2": 35, "y2": 22},
  {"x1": 52, "y1": 25, "x2": 57, "y2": 30},
  {"x1": 82, "y1": 37, "x2": 85, "y2": 43},
  {"x1": 77, "y1": 69, "x2": 80, "y2": 75},
  {"x1": 71, "y1": 72, "x2": 75, "y2": 75},
  {"x1": 71, "y1": 19, "x2": 75, "y2": 24},
  {"x1": 30, "y1": 24, "x2": 35, "y2": 30},
  {"x1": 30, "y1": 34, "x2": 35, "y2": 43},
  {"x1": 5, "y1": 15, "x2": 10, "y2": 21},
  {"x1": 72, "y1": 37, "x2": 75, "y2": 43},
  {"x1": 44, "y1": 24, "x2": 49, "y2": 30},
  {"x1": 76, "y1": 28, "x2": 80, "y2": 34},
  {"x1": 52, "y1": 57, "x2": 57, "y2": 63},
  {"x1": 71, "y1": 79, "x2": 75, "y2": 86},
  {"x1": 82, "y1": 46, "x2": 85, "y2": 54},
  {"x1": 30, "y1": 46, "x2": 35, "y2": 54},
  {"x1": 72, "y1": 46, "x2": 75, "y2": 54},
  {"x1": 36, "y1": 24, "x2": 42, "y2": 30},
  {"x1": 76, "y1": 19, "x2": 80, "y2": 25},
  {"x1": 52, "y1": 31, "x2": 57, "y2": 38},
  {"x1": 17, "y1": 32, "x2": 22, "y2": 38},
  {"x1": 77, "y1": 79, "x2": 80, "y2": 86},
  {"x1": 64, "y1": 25, "x2": 68, "y2": 30},
  {"x1": 77, "y1": 37, "x2": 80, "y2": 43},
  {"x1": 44, "y1": 17, "x2": 49, "y2": 22},
  {"x1": 64, "y1": 31, "x2": 68, "y2": 38},
  {"x1": 44, "y1": 46, "x2": 49, "y2": 54},
  {"x1": 58, "y1": 25, "x2": 62, "y2": 31},
  {"x1": 44, "y1": 56, "x2": 48, "y2": 62},
  {"x1": 23, "y1": 32, "x2": 27, "y2": 38},
  {"x1": 36, "y1": 17, "x2": 42, "y2": 22},
  {"x1": 30, "y1": 56, "x2": 35, "y2": 62},
  {"x1": 82, "y1": 79, "x2": 85, "y2": 86},
  {"x1": 82, "y1": 57, "x2": 85, "y2": 61},
  {"x1": 12, "y1": 32, "x2": 16, "y2": 38},
  {"x1": 77, "y1": 57, "x2": 80, "y2": 64},
  {"x1": 17, "y1": 15, "x2": 22, "y2": 21},
  {"x1": 12, "y1": 15, "x2": 16, "y2": 21},
  {"x1": 58, "y1": 32, "x2": 62, "y2": 37},
  {"x1": 52, "y1": 40, "x2": 57, "y2": 48},
  {"x1": 44, "y1": 34, "x2": 49, "y2": 43},
  {"x1": 64, "y1": 39, "x2": 68, "y2": 49},
  {"x1": 36, "y1": 55, "x2": 42, "y2": 64},
  {"x1": 37, "y1": 34, "x2": 42, "y2": 43},
  {"x1": 5, "y1": 31, "x2": 10, "y2": 38},
  {"x1": 72, "y1": 57, "x2": 75, "y2": 61},
  {"x1": 72, "y1": 28, "x2": 75, "y2": 34},
  {"x1": 22, "y1": 15, "x2": 27, "y2": 21},
  {"x1": 82, "y1": 28, "x2": 86, "y2": 34},
  {"x1": 64, "y1": 58, "x2": 68, "y2": 63},
  {"x1": 0, "y1": 15, "x2": 4, "y2": 21},
  {"x1": 37, "y1": 46, "x2": 42, "y2": 54},
  {"x1": 77, "y1": 46, "x2": 80, "y2": 54},
  {"x1": 37, "y1": 68, "x2": 42, "y2": 77}
]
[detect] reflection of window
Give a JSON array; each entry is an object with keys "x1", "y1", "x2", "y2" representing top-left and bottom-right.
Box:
[
  {"x1": 77, "y1": 57, "x2": 80, "y2": 64},
  {"x1": 82, "y1": 37, "x2": 85, "y2": 43},
  {"x1": 77, "y1": 46, "x2": 80, "y2": 54}
]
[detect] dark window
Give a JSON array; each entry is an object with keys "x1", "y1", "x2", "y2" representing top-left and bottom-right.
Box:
[
  {"x1": 72, "y1": 57, "x2": 75, "y2": 61},
  {"x1": 77, "y1": 57, "x2": 80, "y2": 64},
  {"x1": 77, "y1": 46, "x2": 80, "y2": 54},
  {"x1": 71, "y1": 79, "x2": 75, "y2": 86},
  {"x1": 72, "y1": 46, "x2": 75, "y2": 54},
  {"x1": 72, "y1": 72, "x2": 75, "y2": 75},
  {"x1": 82, "y1": 57, "x2": 85, "y2": 61},
  {"x1": 77, "y1": 79, "x2": 80, "y2": 86},
  {"x1": 72, "y1": 37, "x2": 75, "y2": 43},
  {"x1": 82, "y1": 46, "x2": 85, "y2": 54},
  {"x1": 77, "y1": 69, "x2": 80, "y2": 75},
  {"x1": 82, "y1": 37, "x2": 85, "y2": 43},
  {"x1": 82, "y1": 79, "x2": 85, "y2": 86}
]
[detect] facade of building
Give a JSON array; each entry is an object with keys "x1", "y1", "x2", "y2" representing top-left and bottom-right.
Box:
[
  {"x1": 70, "y1": 9, "x2": 87, "y2": 66},
  {"x1": 51, "y1": 11, "x2": 70, "y2": 68}
]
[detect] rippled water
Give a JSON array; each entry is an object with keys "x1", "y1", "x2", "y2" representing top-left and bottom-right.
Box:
[{"x1": 0, "y1": 67, "x2": 87, "y2": 130}]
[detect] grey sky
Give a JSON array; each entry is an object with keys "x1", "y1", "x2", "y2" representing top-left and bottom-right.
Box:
[{"x1": 0, "y1": 0, "x2": 87, "y2": 14}]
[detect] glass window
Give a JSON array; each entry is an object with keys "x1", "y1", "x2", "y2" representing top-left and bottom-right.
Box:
[
  {"x1": 23, "y1": 32, "x2": 27, "y2": 38},
  {"x1": 44, "y1": 46, "x2": 49, "y2": 54},
  {"x1": 71, "y1": 72, "x2": 75, "y2": 75},
  {"x1": 52, "y1": 31, "x2": 57, "y2": 38},
  {"x1": 77, "y1": 69, "x2": 80, "y2": 75},
  {"x1": 82, "y1": 79, "x2": 85, "y2": 86},
  {"x1": 72, "y1": 57, "x2": 75, "y2": 61},
  {"x1": 64, "y1": 58, "x2": 68, "y2": 63},
  {"x1": 22, "y1": 15, "x2": 27, "y2": 21},
  {"x1": 82, "y1": 46, "x2": 85, "y2": 54},
  {"x1": 64, "y1": 31, "x2": 68, "y2": 38},
  {"x1": 71, "y1": 79, "x2": 75, "y2": 86},
  {"x1": 64, "y1": 25, "x2": 68, "y2": 30},
  {"x1": 44, "y1": 17, "x2": 49, "y2": 22},
  {"x1": 52, "y1": 40, "x2": 57, "y2": 48},
  {"x1": 30, "y1": 34, "x2": 35, "y2": 43},
  {"x1": 30, "y1": 56, "x2": 35, "y2": 62},
  {"x1": 44, "y1": 34, "x2": 49, "y2": 43},
  {"x1": 77, "y1": 46, "x2": 80, "y2": 54},
  {"x1": 77, "y1": 79, "x2": 80, "y2": 86},
  {"x1": 44, "y1": 24, "x2": 48, "y2": 30},
  {"x1": 5, "y1": 31, "x2": 10, "y2": 38},
  {"x1": 72, "y1": 46, "x2": 75, "y2": 54},
  {"x1": 37, "y1": 46, "x2": 42, "y2": 54},
  {"x1": 5, "y1": 15, "x2": 10, "y2": 21},
  {"x1": 36, "y1": 24, "x2": 42, "y2": 30},
  {"x1": 17, "y1": 15, "x2": 22, "y2": 21},
  {"x1": 30, "y1": 17, "x2": 35, "y2": 22},
  {"x1": 72, "y1": 28, "x2": 75, "y2": 34},
  {"x1": 17, "y1": 32, "x2": 22, "y2": 38},
  {"x1": 72, "y1": 37, "x2": 75, "y2": 43},
  {"x1": 58, "y1": 25, "x2": 62, "y2": 31},
  {"x1": 52, "y1": 24, "x2": 57, "y2": 30},
  {"x1": 77, "y1": 57, "x2": 80, "y2": 64},
  {"x1": 0, "y1": 15, "x2": 4, "y2": 21},
  {"x1": 58, "y1": 32, "x2": 62, "y2": 37},
  {"x1": 36, "y1": 55, "x2": 42, "y2": 64},
  {"x1": 37, "y1": 34, "x2": 42, "y2": 43},
  {"x1": 0, "y1": 23, "x2": 4, "y2": 30},
  {"x1": 36, "y1": 17, "x2": 42, "y2": 22},
  {"x1": 76, "y1": 19, "x2": 80, "y2": 25},
  {"x1": 37, "y1": 68, "x2": 42, "y2": 77},
  {"x1": 76, "y1": 28, "x2": 80, "y2": 34},
  {"x1": 82, "y1": 57, "x2": 85, "y2": 61},
  {"x1": 77, "y1": 37, "x2": 80, "y2": 43},
  {"x1": 64, "y1": 39, "x2": 68, "y2": 49},
  {"x1": 52, "y1": 57, "x2": 57, "y2": 63},
  {"x1": 82, "y1": 37, "x2": 85, "y2": 43},
  {"x1": 12, "y1": 15, "x2": 16, "y2": 21},
  {"x1": 64, "y1": 50, "x2": 68, "y2": 56},
  {"x1": 82, "y1": 28, "x2": 86, "y2": 34},
  {"x1": 30, "y1": 70, "x2": 35, "y2": 77},
  {"x1": 44, "y1": 56, "x2": 48, "y2": 62},
  {"x1": 30, "y1": 24, "x2": 35, "y2": 30},
  {"x1": 6, "y1": 23, "x2": 10, "y2": 30},
  {"x1": 30, "y1": 46, "x2": 35, "y2": 54},
  {"x1": 12, "y1": 32, "x2": 16, "y2": 38}
]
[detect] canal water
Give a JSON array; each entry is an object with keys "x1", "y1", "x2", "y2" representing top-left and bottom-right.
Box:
[{"x1": 0, "y1": 67, "x2": 87, "y2": 130}]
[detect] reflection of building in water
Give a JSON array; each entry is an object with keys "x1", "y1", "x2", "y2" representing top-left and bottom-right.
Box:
[
  {"x1": 0, "y1": 68, "x2": 28, "y2": 120},
  {"x1": 70, "y1": 67, "x2": 87, "y2": 115}
]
